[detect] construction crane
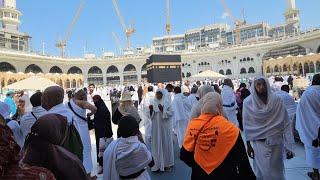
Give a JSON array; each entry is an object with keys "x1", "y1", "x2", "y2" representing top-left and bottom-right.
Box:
[
  {"x1": 56, "y1": 1, "x2": 84, "y2": 57},
  {"x1": 112, "y1": 31, "x2": 122, "y2": 55},
  {"x1": 166, "y1": 0, "x2": 171, "y2": 36},
  {"x1": 112, "y1": 0, "x2": 135, "y2": 50},
  {"x1": 220, "y1": 0, "x2": 245, "y2": 44}
]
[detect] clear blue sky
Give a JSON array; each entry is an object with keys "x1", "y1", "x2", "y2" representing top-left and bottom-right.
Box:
[{"x1": 17, "y1": 0, "x2": 319, "y2": 57}]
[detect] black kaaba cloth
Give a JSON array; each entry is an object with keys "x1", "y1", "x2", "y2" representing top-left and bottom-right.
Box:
[{"x1": 146, "y1": 54, "x2": 182, "y2": 83}]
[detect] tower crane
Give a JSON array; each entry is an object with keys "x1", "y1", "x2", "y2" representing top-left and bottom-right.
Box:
[
  {"x1": 220, "y1": 0, "x2": 245, "y2": 44},
  {"x1": 56, "y1": 1, "x2": 84, "y2": 57},
  {"x1": 112, "y1": 0, "x2": 135, "y2": 50},
  {"x1": 165, "y1": 0, "x2": 171, "y2": 36},
  {"x1": 112, "y1": 31, "x2": 122, "y2": 55}
]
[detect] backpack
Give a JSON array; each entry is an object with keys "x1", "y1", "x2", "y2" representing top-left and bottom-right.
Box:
[{"x1": 61, "y1": 119, "x2": 84, "y2": 162}]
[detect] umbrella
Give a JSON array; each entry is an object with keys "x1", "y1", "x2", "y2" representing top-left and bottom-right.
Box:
[
  {"x1": 191, "y1": 70, "x2": 226, "y2": 79},
  {"x1": 4, "y1": 76, "x2": 59, "y2": 91}
]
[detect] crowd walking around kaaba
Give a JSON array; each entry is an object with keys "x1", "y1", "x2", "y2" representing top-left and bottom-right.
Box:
[{"x1": 1, "y1": 74, "x2": 320, "y2": 180}]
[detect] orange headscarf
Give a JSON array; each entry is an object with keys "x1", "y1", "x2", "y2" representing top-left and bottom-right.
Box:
[{"x1": 183, "y1": 113, "x2": 239, "y2": 174}]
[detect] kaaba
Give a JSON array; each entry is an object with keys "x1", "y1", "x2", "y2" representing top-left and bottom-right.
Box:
[{"x1": 146, "y1": 54, "x2": 182, "y2": 83}]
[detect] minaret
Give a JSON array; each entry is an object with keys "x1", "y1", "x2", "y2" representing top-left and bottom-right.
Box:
[
  {"x1": 0, "y1": 0, "x2": 21, "y2": 31},
  {"x1": 284, "y1": 0, "x2": 299, "y2": 26}
]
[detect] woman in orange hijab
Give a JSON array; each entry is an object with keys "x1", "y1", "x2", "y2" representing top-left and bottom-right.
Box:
[{"x1": 180, "y1": 92, "x2": 255, "y2": 179}]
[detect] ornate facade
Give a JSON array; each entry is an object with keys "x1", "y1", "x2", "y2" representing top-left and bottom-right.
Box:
[
  {"x1": 0, "y1": 71, "x2": 83, "y2": 89},
  {"x1": 263, "y1": 53, "x2": 320, "y2": 76}
]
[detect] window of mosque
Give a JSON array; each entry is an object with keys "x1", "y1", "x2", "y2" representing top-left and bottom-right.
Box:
[
  {"x1": 226, "y1": 69, "x2": 232, "y2": 75},
  {"x1": 240, "y1": 68, "x2": 247, "y2": 74},
  {"x1": 248, "y1": 67, "x2": 255, "y2": 73},
  {"x1": 186, "y1": 72, "x2": 192, "y2": 77},
  {"x1": 283, "y1": 65, "x2": 288, "y2": 72},
  {"x1": 219, "y1": 69, "x2": 224, "y2": 75},
  {"x1": 309, "y1": 63, "x2": 315, "y2": 73},
  {"x1": 0, "y1": 62, "x2": 16, "y2": 72},
  {"x1": 266, "y1": 67, "x2": 271, "y2": 73}
]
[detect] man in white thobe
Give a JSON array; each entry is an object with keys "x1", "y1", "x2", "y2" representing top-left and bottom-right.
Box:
[
  {"x1": 243, "y1": 77, "x2": 294, "y2": 180},
  {"x1": 68, "y1": 89, "x2": 97, "y2": 176},
  {"x1": 140, "y1": 86, "x2": 155, "y2": 142},
  {"x1": 296, "y1": 74, "x2": 320, "y2": 179},
  {"x1": 20, "y1": 92, "x2": 47, "y2": 142},
  {"x1": 150, "y1": 89, "x2": 174, "y2": 172},
  {"x1": 274, "y1": 84, "x2": 297, "y2": 141},
  {"x1": 171, "y1": 86, "x2": 192, "y2": 148},
  {"x1": 221, "y1": 79, "x2": 239, "y2": 127},
  {"x1": 187, "y1": 86, "x2": 199, "y2": 108}
]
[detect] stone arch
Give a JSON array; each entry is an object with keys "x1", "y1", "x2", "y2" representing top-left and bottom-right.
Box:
[
  {"x1": 57, "y1": 79, "x2": 63, "y2": 87},
  {"x1": 248, "y1": 67, "x2": 255, "y2": 74},
  {"x1": 240, "y1": 68, "x2": 247, "y2": 74},
  {"x1": 266, "y1": 66, "x2": 271, "y2": 73},
  {"x1": 141, "y1": 63, "x2": 147, "y2": 72},
  {"x1": 219, "y1": 69, "x2": 224, "y2": 75},
  {"x1": 298, "y1": 63, "x2": 303, "y2": 74},
  {"x1": 67, "y1": 66, "x2": 82, "y2": 74},
  {"x1": 1, "y1": 78, "x2": 5, "y2": 87},
  {"x1": 123, "y1": 64, "x2": 137, "y2": 84},
  {"x1": 88, "y1": 66, "x2": 102, "y2": 74},
  {"x1": 309, "y1": 62, "x2": 315, "y2": 73},
  {"x1": 88, "y1": 66, "x2": 103, "y2": 85},
  {"x1": 0, "y1": 62, "x2": 16, "y2": 72},
  {"x1": 107, "y1": 65, "x2": 119, "y2": 73},
  {"x1": 274, "y1": 65, "x2": 279, "y2": 73},
  {"x1": 141, "y1": 63, "x2": 148, "y2": 80},
  {"x1": 226, "y1": 69, "x2": 232, "y2": 75},
  {"x1": 7, "y1": 78, "x2": 17, "y2": 85},
  {"x1": 71, "y1": 79, "x2": 77, "y2": 88},
  {"x1": 107, "y1": 66, "x2": 120, "y2": 85},
  {"x1": 25, "y1": 64, "x2": 43, "y2": 73},
  {"x1": 293, "y1": 64, "x2": 298, "y2": 71},
  {"x1": 49, "y1": 66, "x2": 63, "y2": 74},
  {"x1": 124, "y1": 64, "x2": 136, "y2": 72},
  {"x1": 65, "y1": 79, "x2": 71, "y2": 88},
  {"x1": 262, "y1": 45, "x2": 307, "y2": 60},
  {"x1": 304, "y1": 62, "x2": 310, "y2": 74},
  {"x1": 316, "y1": 61, "x2": 320, "y2": 72},
  {"x1": 77, "y1": 79, "x2": 83, "y2": 87},
  {"x1": 283, "y1": 64, "x2": 288, "y2": 72}
]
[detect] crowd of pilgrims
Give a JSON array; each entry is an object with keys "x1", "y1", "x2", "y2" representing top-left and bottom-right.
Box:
[{"x1": 0, "y1": 73, "x2": 320, "y2": 180}]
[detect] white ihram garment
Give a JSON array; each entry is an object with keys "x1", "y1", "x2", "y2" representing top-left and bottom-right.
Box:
[
  {"x1": 243, "y1": 77, "x2": 293, "y2": 180},
  {"x1": 150, "y1": 89, "x2": 174, "y2": 171},
  {"x1": 171, "y1": 93, "x2": 192, "y2": 148},
  {"x1": 103, "y1": 136, "x2": 151, "y2": 180},
  {"x1": 140, "y1": 92, "x2": 155, "y2": 141},
  {"x1": 221, "y1": 85, "x2": 239, "y2": 127},
  {"x1": 20, "y1": 106, "x2": 47, "y2": 142},
  {"x1": 296, "y1": 85, "x2": 320, "y2": 169},
  {"x1": 68, "y1": 99, "x2": 93, "y2": 174},
  {"x1": 187, "y1": 94, "x2": 198, "y2": 109},
  {"x1": 7, "y1": 120, "x2": 24, "y2": 148}
]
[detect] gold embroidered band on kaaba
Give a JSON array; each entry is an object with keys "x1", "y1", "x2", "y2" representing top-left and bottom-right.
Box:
[{"x1": 146, "y1": 62, "x2": 181, "y2": 70}]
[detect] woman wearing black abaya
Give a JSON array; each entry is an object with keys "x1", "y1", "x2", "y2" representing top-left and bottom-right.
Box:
[{"x1": 92, "y1": 95, "x2": 113, "y2": 169}]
